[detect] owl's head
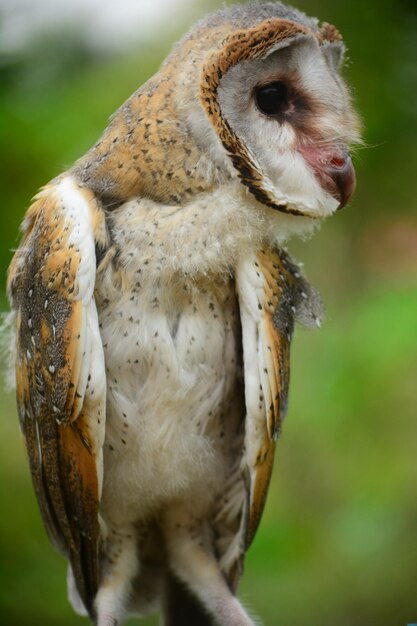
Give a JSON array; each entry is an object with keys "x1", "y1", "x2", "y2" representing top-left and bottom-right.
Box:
[
  {"x1": 75, "y1": 2, "x2": 361, "y2": 222},
  {"x1": 173, "y1": 1, "x2": 361, "y2": 218}
]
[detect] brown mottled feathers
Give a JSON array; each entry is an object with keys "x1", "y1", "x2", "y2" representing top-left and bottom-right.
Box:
[
  {"x1": 237, "y1": 247, "x2": 322, "y2": 547},
  {"x1": 319, "y1": 22, "x2": 343, "y2": 44},
  {"x1": 7, "y1": 179, "x2": 107, "y2": 620}
]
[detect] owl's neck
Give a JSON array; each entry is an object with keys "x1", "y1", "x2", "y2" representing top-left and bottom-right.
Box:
[{"x1": 105, "y1": 181, "x2": 318, "y2": 283}]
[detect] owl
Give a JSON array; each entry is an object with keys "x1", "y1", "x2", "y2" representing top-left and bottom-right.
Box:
[{"x1": 7, "y1": 2, "x2": 360, "y2": 625}]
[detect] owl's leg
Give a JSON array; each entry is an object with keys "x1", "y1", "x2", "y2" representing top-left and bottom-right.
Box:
[
  {"x1": 94, "y1": 523, "x2": 139, "y2": 626},
  {"x1": 163, "y1": 510, "x2": 255, "y2": 626}
]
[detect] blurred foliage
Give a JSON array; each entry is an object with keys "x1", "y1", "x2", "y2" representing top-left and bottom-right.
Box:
[{"x1": 1, "y1": 0, "x2": 417, "y2": 624}]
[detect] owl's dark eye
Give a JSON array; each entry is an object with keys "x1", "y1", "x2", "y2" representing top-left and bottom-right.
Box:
[{"x1": 255, "y1": 81, "x2": 289, "y2": 117}]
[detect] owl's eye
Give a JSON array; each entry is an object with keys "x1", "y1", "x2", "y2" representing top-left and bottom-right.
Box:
[{"x1": 255, "y1": 81, "x2": 289, "y2": 117}]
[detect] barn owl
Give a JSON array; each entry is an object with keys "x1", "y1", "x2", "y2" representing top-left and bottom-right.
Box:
[{"x1": 7, "y1": 2, "x2": 360, "y2": 625}]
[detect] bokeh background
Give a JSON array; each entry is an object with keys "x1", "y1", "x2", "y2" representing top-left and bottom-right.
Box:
[{"x1": 0, "y1": 0, "x2": 416, "y2": 624}]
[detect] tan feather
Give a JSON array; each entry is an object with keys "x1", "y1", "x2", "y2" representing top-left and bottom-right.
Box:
[
  {"x1": 237, "y1": 247, "x2": 322, "y2": 548},
  {"x1": 8, "y1": 177, "x2": 108, "y2": 619}
]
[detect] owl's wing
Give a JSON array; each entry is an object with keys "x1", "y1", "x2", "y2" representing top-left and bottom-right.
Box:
[
  {"x1": 7, "y1": 176, "x2": 108, "y2": 619},
  {"x1": 236, "y1": 247, "x2": 323, "y2": 547}
]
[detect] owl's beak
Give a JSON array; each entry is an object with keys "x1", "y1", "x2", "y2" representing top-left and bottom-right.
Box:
[
  {"x1": 324, "y1": 153, "x2": 356, "y2": 209},
  {"x1": 299, "y1": 145, "x2": 357, "y2": 209}
]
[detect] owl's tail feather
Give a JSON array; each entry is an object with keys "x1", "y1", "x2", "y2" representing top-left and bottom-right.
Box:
[{"x1": 163, "y1": 574, "x2": 215, "y2": 626}]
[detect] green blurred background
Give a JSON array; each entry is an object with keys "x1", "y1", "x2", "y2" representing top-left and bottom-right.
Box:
[{"x1": 0, "y1": 0, "x2": 416, "y2": 624}]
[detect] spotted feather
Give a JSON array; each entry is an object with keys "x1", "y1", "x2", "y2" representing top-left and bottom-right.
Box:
[
  {"x1": 236, "y1": 247, "x2": 322, "y2": 546},
  {"x1": 7, "y1": 176, "x2": 108, "y2": 620}
]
